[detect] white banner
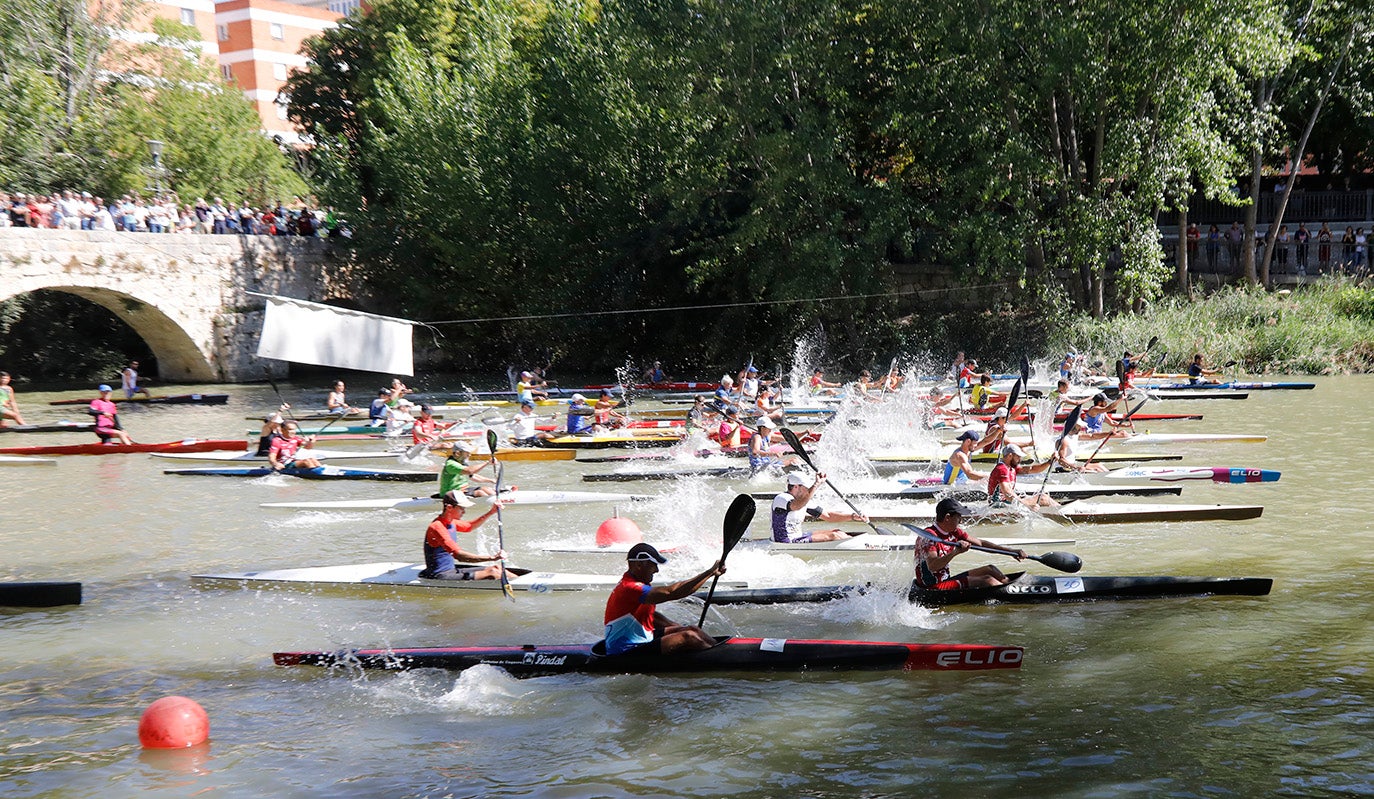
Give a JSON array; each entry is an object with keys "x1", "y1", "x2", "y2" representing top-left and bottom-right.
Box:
[{"x1": 256, "y1": 296, "x2": 414, "y2": 376}]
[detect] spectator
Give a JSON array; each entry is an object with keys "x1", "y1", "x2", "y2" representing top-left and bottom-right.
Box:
[
  {"x1": 1317, "y1": 223, "x2": 1332, "y2": 272},
  {"x1": 1294, "y1": 223, "x2": 1310, "y2": 275},
  {"x1": 10, "y1": 194, "x2": 30, "y2": 227},
  {"x1": 1342, "y1": 226, "x2": 1355, "y2": 269},
  {"x1": 1226, "y1": 221, "x2": 1243, "y2": 270},
  {"x1": 1275, "y1": 224, "x2": 1289, "y2": 271}
]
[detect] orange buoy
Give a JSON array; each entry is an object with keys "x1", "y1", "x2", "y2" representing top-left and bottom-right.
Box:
[
  {"x1": 138, "y1": 696, "x2": 210, "y2": 749},
  {"x1": 595, "y1": 513, "x2": 642, "y2": 547}
]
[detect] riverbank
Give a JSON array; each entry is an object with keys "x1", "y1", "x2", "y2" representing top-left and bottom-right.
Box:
[{"x1": 1051, "y1": 278, "x2": 1374, "y2": 374}]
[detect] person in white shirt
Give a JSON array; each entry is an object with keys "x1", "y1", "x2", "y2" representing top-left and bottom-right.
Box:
[{"x1": 507, "y1": 400, "x2": 554, "y2": 446}]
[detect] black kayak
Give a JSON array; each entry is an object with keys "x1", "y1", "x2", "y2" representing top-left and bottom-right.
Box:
[
  {"x1": 585, "y1": 467, "x2": 751, "y2": 482},
  {"x1": 163, "y1": 465, "x2": 435, "y2": 482},
  {"x1": 701, "y1": 573, "x2": 1273, "y2": 607},
  {"x1": 0, "y1": 422, "x2": 95, "y2": 434},
  {"x1": 48, "y1": 393, "x2": 229, "y2": 406},
  {"x1": 0, "y1": 581, "x2": 82, "y2": 607},
  {"x1": 273, "y1": 636, "x2": 1025, "y2": 676},
  {"x1": 747, "y1": 484, "x2": 1184, "y2": 501}
]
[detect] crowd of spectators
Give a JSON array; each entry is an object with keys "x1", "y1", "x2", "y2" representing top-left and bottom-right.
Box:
[{"x1": 0, "y1": 190, "x2": 348, "y2": 238}]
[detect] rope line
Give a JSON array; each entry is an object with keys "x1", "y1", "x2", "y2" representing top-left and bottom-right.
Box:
[{"x1": 425, "y1": 281, "x2": 1012, "y2": 326}]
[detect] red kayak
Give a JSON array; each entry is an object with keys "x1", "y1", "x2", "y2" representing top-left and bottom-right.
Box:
[
  {"x1": 49, "y1": 393, "x2": 230, "y2": 406},
  {"x1": 587, "y1": 381, "x2": 721, "y2": 392},
  {"x1": 0, "y1": 439, "x2": 247, "y2": 456}
]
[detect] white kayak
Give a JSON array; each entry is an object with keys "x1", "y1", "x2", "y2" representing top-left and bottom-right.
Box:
[
  {"x1": 860, "y1": 502, "x2": 1264, "y2": 525},
  {"x1": 1084, "y1": 466, "x2": 1281, "y2": 484},
  {"x1": 758, "y1": 535, "x2": 1076, "y2": 557},
  {"x1": 1002, "y1": 433, "x2": 1267, "y2": 449},
  {"x1": 151, "y1": 449, "x2": 397, "y2": 463},
  {"x1": 260, "y1": 489, "x2": 651, "y2": 511},
  {"x1": 192, "y1": 562, "x2": 745, "y2": 593},
  {"x1": 0, "y1": 454, "x2": 58, "y2": 466}
]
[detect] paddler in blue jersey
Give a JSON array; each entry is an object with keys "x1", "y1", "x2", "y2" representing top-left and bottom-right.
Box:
[
  {"x1": 565, "y1": 393, "x2": 595, "y2": 435},
  {"x1": 603, "y1": 543, "x2": 725, "y2": 656},
  {"x1": 944, "y1": 430, "x2": 991, "y2": 484},
  {"x1": 1187, "y1": 354, "x2": 1223, "y2": 385}
]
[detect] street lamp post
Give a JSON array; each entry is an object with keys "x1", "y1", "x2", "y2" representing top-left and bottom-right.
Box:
[{"x1": 146, "y1": 139, "x2": 165, "y2": 198}]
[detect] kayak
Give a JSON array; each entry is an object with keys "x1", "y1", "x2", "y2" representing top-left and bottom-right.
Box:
[
  {"x1": 0, "y1": 581, "x2": 82, "y2": 607},
  {"x1": 754, "y1": 535, "x2": 1075, "y2": 557},
  {"x1": 405, "y1": 444, "x2": 579, "y2": 462},
  {"x1": 242, "y1": 424, "x2": 407, "y2": 436},
  {"x1": 1112, "y1": 390, "x2": 1250, "y2": 401},
  {"x1": 860, "y1": 502, "x2": 1264, "y2": 524},
  {"x1": 0, "y1": 439, "x2": 247, "y2": 456},
  {"x1": 584, "y1": 467, "x2": 754, "y2": 482},
  {"x1": 164, "y1": 465, "x2": 435, "y2": 482},
  {"x1": 260, "y1": 490, "x2": 651, "y2": 511},
  {"x1": 1141, "y1": 381, "x2": 1314, "y2": 391},
  {"x1": 586, "y1": 381, "x2": 721, "y2": 392},
  {"x1": 870, "y1": 450, "x2": 1183, "y2": 465},
  {"x1": 0, "y1": 454, "x2": 57, "y2": 466},
  {"x1": 1091, "y1": 466, "x2": 1281, "y2": 484},
  {"x1": 193, "y1": 562, "x2": 743, "y2": 593},
  {"x1": 541, "y1": 434, "x2": 684, "y2": 449},
  {"x1": 749, "y1": 483, "x2": 1183, "y2": 501},
  {"x1": 0, "y1": 421, "x2": 95, "y2": 434},
  {"x1": 243, "y1": 411, "x2": 452, "y2": 421},
  {"x1": 272, "y1": 636, "x2": 1024, "y2": 676},
  {"x1": 48, "y1": 393, "x2": 229, "y2": 406},
  {"x1": 151, "y1": 449, "x2": 398, "y2": 463},
  {"x1": 701, "y1": 573, "x2": 1273, "y2": 607},
  {"x1": 443, "y1": 399, "x2": 565, "y2": 408}
]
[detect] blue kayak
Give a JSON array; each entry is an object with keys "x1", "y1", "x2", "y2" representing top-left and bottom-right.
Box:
[{"x1": 164, "y1": 465, "x2": 435, "y2": 482}]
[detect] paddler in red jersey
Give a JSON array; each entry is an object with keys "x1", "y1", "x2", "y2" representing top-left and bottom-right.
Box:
[
  {"x1": 89, "y1": 384, "x2": 133, "y2": 445},
  {"x1": 410, "y1": 404, "x2": 440, "y2": 445},
  {"x1": 603, "y1": 543, "x2": 725, "y2": 656},
  {"x1": 417, "y1": 491, "x2": 515, "y2": 581},
  {"x1": 268, "y1": 420, "x2": 323, "y2": 472},
  {"x1": 987, "y1": 444, "x2": 1057, "y2": 509},
  {"x1": 914, "y1": 498, "x2": 1026, "y2": 590}
]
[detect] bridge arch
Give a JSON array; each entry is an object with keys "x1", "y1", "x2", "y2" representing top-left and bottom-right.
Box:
[{"x1": 0, "y1": 228, "x2": 351, "y2": 382}]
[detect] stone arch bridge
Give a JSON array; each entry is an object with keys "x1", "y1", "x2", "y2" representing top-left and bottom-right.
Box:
[{"x1": 0, "y1": 229, "x2": 354, "y2": 382}]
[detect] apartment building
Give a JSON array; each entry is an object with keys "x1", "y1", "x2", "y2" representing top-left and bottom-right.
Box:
[{"x1": 214, "y1": 0, "x2": 344, "y2": 142}]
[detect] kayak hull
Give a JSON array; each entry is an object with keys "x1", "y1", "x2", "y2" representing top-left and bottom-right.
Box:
[
  {"x1": 0, "y1": 581, "x2": 82, "y2": 607},
  {"x1": 48, "y1": 393, "x2": 228, "y2": 406},
  {"x1": 0, "y1": 422, "x2": 95, "y2": 434},
  {"x1": 749, "y1": 484, "x2": 1183, "y2": 501},
  {"x1": 261, "y1": 490, "x2": 649, "y2": 511},
  {"x1": 861, "y1": 502, "x2": 1263, "y2": 524},
  {"x1": 165, "y1": 465, "x2": 435, "y2": 482},
  {"x1": 272, "y1": 636, "x2": 1024, "y2": 676},
  {"x1": 194, "y1": 562, "x2": 702, "y2": 593},
  {"x1": 0, "y1": 439, "x2": 247, "y2": 456},
  {"x1": 1097, "y1": 466, "x2": 1281, "y2": 484}
]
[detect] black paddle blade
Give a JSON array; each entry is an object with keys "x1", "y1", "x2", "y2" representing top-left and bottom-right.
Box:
[
  {"x1": 486, "y1": 428, "x2": 499, "y2": 455},
  {"x1": 1019, "y1": 355, "x2": 1031, "y2": 386},
  {"x1": 780, "y1": 428, "x2": 814, "y2": 468},
  {"x1": 1126, "y1": 398, "x2": 1149, "y2": 419},
  {"x1": 1006, "y1": 378, "x2": 1022, "y2": 413},
  {"x1": 1115, "y1": 359, "x2": 1126, "y2": 384},
  {"x1": 1223, "y1": 360, "x2": 1238, "y2": 368},
  {"x1": 1146, "y1": 335, "x2": 1159, "y2": 352},
  {"x1": 1032, "y1": 551, "x2": 1083, "y2": 573},
  {"x1": 722, "y1": 494, "x2": 756, "y2": 559},
  {"x1": 1059, "y1": 404, "x2": 1082, "y2": 441}
]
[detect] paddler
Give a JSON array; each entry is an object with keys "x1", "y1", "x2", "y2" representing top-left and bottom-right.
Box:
[
  {"x1": 417, "y1": 491, "x2": 515, "y2": 582},
  {"x1": 516, "y1": 370, "x2": 548, "y2": 403},
  {"x1": 755, "y1": 384, "x2": 787, "y2": 424},
  {"x1": 603, "y1": 543, "x2": 725, "y2": 656},
  {"x1": 592, "y1": 389, "x2": 625, "y2": 431},
  {"x1": 711, "y1": 376, "x2": 738, "y2": 414},
  {"x1": 410, "y1": 404, "x2": 440, "y2": 445},
  {"x1": 439, "y1": 440, "x2": 496, "y2": 498},
  {"x1": 640, "y1": 360, "x2": 667, "y2": 383},
  {"x1": 739, "y1": 365, "x2": 763, "y2": 403},
  {"x1": 507, "y1": 400, "x2": 554, "y2": 446},
  {"x1": 717, "y1": 407, "x2": 745, "y2": 449},
  {"x1": 1054, "y1": 419, "x2": 1107, "y2": 473},
  {"x1": 685, "y1": 395, "x2": 714, "y2": 434},
  {"x1": 120, "y1": 360, "x2": 152, "y2": 399},
  {"x1": 0, "y1": 371, "x2": 26, "y2": 426},
  {"x1": 254, "y1": 410, "x2": 285, "y2": 456},
  {"x1": 988, "y1": 444, "x2": 1057, "y2": 509},
  {"x1": 268, "y1": 420, "x2": 323, "y2": 472},
  {"x1": 747, "y1": 416, "x2": 782, "y2": 474},
  {"x1": 368, "y1": 387, "x2": 391, "y2": 425},
  {"x1": 770, "y1": 472, "x2": 862, "y2": 544},
  {"x1": 1081, "y1": 392, "x2": 1127, "y2": 440},
  {"x1": 808, "y1": 368, "x2": 841, "y2": 396},
  {"x1": 326, "y1": 380, "x2": 361, "y2": 415},
  {"x1": 565, "y1": 393, "x2": 595, "y2": 435},
  {"x1": 914, "y1": 498, "x2": 1025, "y2": 590},
  {"x1": 1187, "y1": 354, "x2": 1223, "y2": 385},
  {"x1": 89, "y1": 384, "x2": 133, "y2": 445},
  {"x1": 944, "y1": 430, "x2": 992, "y2": 484},
  {"x1": 970, "y1": 373, "x2": 997, "y2": 411}
]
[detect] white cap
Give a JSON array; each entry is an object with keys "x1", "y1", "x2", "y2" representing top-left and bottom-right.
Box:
[
  {"x1": 756, "y1": 416, "x2": 774, "y2": 428},
  {"x1": 571, "y1": 394, "x2": 586, "y2": 402},
  {"x1": 786, "y1": 472, "x2": 810, "y2": 487},
  {"x1": 1001, "y1": 444, "x2": 1023, "y2": 458},
  {"x1": 995, "y1": 407, "x2": 1008, "y2": 418},
  {"x1": 442, "y1": 490, "x2": 474, "y2": 508},
  {"x1": 454, "y1": 440, "x2": 476, "y2": 453}
]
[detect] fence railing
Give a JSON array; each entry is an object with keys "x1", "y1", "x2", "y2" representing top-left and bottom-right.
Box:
[{"x1": 1183, "y1": 190, "x2": 1374, "y2": 227}]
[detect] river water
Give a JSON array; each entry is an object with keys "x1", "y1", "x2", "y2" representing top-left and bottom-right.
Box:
[{"x1": 1, "y1": 377, "x2": 1370, "y2": 797}]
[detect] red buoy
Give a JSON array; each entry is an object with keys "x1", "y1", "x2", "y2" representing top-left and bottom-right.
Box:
[
  {"x1": 596, "y1": 514, "x2": 643, "y2": 547},
  {"x1": 138, "y1": 696, "x2": 210, "y2": 749}
]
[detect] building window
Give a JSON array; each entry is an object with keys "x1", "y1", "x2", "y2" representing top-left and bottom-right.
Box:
[
  {"x1": 328, "y1": 0, "x2": 360, "y2": 14},
  {"x1": 217, "y1": 24, "x2": 228, "y2": 41},
  {"x1": 180, "y1": 8, "x2": 195, "y2": 26},
  {"x1": 221, "y1": 64, "x2": 233, "y2": 81},
  {"x1": 272, "y1": 63, "x2": 288, "y2": 81},
  {"x1": 275, "y1": 102, "x2": 289, "y2": 121},
  {"x1": 270, "y1": 22, "x2": 284, "y2": 40}
]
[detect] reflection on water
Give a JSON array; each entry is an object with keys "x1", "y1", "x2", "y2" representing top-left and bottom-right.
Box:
[{"x1": 0, "y1": 377, "x2": 1371, "y2": 796}]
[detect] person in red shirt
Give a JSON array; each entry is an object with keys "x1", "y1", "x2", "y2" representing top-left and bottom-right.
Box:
[
  {"x1": 602, "y1": 543, "x2": 725, "y2": 656},
  {"x1": 914, "y1": 498, "x2": 1026, "y2": 590},
  {"x1": 89, "y1": 385, "x2": 133, "y2": 445},
  {"x1": 418, "y1": 491, "x2": 514, "y2": 581},
  {"x1": 268, "y1": 421, "x2": 323, "y2": 472},
  {"x1": 410, "y1": 404, "x2": 440, "y2": 446},
  {"x1": 987, "y1": 444, "x2": 1057, "y2": 508}
]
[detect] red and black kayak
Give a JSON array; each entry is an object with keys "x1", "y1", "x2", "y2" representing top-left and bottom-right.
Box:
[
  {"x1": 48, "y1": 393, "x2": 229, "y2": 406},
  {"x1": 701, "y1": 573, "x2": 1272, "y2": 607},
  {"x1": 0, "y1": 439, "x2": 247, "y2": 456},
  {"x1": 965, "y1": 411, "x2": 1204, "y2": 423},
  {"x1": 273, "y1": 636, "x2": 1024, "y2": 677}
]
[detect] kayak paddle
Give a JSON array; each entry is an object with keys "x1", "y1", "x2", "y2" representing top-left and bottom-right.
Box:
[
  {"x1": 901, "y1": 523, "x2": 1083, "y2": 573},
  {"x1": 1019, "y1": 356, "x2": 1038, "y2": 455},
  {"x1": 486, "y1": 428, "x2": 514, "y2": 601},
  {"x1": 992, "y1": 378, "x2": 1021, "y2": 453},
  {"x1": 779, "y1": 427, "x2": 893, "y2": 536},
  {"x1": 696, "y1": 493, "x2": 755, "y2": 627}
]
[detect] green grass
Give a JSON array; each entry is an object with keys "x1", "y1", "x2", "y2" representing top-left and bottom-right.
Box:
[{"x1": 1050, "y1": 278, "x2": 1374, "y2": 375}]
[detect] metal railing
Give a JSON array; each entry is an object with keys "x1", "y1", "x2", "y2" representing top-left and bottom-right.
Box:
[{"x1": 1183, "y1": 190, "x2": 1374, "y2": 226}]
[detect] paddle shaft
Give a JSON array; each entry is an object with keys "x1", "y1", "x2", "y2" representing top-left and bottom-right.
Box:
[
  {"x1": 903, "y1": 523, "x2": 1081, "y2": 573},
  {"x1": 779, "y1": 428, "x2": 885, "y2": 535},
  {"x1": 696, "y1": 494, "x2": 756, "y2": 627},
  {"x1": 486, "y1": 429, "x2": 513, "y2": 600}
]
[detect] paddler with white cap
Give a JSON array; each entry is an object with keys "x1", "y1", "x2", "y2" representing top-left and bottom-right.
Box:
[
  {"x1": 438, "y1": 439, "x2": 496, "y2": 498},
  {"x1": 770, "y1": 471, "x2": 864, "y2": 544},
  {"x1": 987, "y1": 444, "x2": 1057, "y2": 509}
]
